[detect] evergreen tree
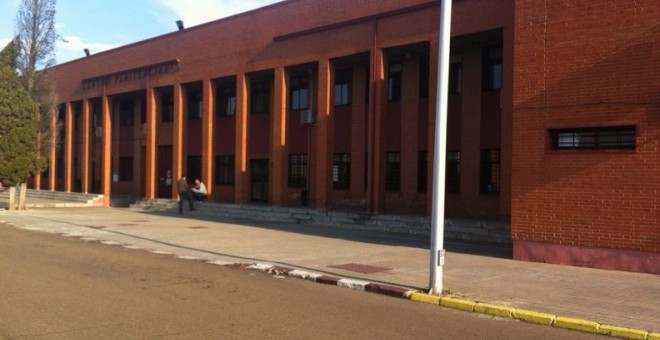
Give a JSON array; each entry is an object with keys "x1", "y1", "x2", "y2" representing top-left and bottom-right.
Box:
[{"x1": 0, "y1": 41, "x2": 44, "y2": 189}]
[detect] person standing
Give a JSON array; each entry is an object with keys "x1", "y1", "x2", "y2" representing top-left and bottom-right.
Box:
[
  {"x1": 177, "y1": 176, "x2": 195, "y2": 214},
  {"x1": 191, "y1": 179, "x2": 207, "y2": 202}
]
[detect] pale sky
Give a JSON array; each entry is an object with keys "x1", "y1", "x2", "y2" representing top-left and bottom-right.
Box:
[{"x1": 0, "y1": 0, "x2": 285, "y2": 64}]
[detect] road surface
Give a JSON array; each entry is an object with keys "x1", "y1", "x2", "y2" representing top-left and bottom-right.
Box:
[{"x1": 0, "y1": 225, "x2": 605, "y2": 339}]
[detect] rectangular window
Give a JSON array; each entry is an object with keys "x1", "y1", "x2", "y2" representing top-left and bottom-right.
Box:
[
  {"x1": 187, "y1": 156, "x2": 202, "y2": 182},
  {"x1": 290, "y1": 75, "x2": 309, "y2": 110},
  {"x1": 334, "y1": 68, "x2": 352, "y2": 106},
  {"x1": 140, "y1": 97, "x2": 146, "y2": 124},
  {"x1": 450, "y1": 54, "x2": 463, "y2": 94},
  {"x1": 215, "y1": 155, "x2": 235, "y2": 185},
  {"x1": 217, "y1": 85, "x2": 236, "y2": 117},
  {"x1": 161, "y1": 94, "x2": 173, "y2": 122},
  {"x1": 446, "y1": 151, "x2": 461, "y2": 193},
  {"x1": 288, "y1": 154, "x2": 307, "y2": 188},
  {"x1": 482, "y1": 46, "x2": 502, "y2": 90},
  {"x1": 251, "y1": 78, "x2": 270, "y2": 114},
  {"x1": 480, "y1": 149, "x2": 500, "y2": 194},
  {"x1": 119, "y1": 100, "x2": 133, "y2": 126},
  {"x1": 332, "y1": 153, "x2": 351, "y2": 190},
  {"x1": 417, "y1": 151, "x2": 427, "y2": 192},
  {"x1": 550, "y1": 126, "x2": 636, "y2": 150},
  {"x1": 187, "y1": 90, "x2": 203, "y2": 120},
  {"x1": 388, "y1": 61, "x2": 402, "y2": 101},
  {"x1": 119, "y1": 156, "x2": 133, "y2": 181},
  {"x1": 419, "y1": 55, "x2": 429, "y2": 99},
  {"x1": 385, "y1": 152, "x2": 401, "y2": 191}
]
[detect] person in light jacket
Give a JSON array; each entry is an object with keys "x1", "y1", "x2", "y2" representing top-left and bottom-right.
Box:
[{"x1": 191, "y1": 178, "x2": 207, "y2": 202}]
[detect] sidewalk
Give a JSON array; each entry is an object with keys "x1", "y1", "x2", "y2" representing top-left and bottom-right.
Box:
[{"x1": 1, "y1": 207, "x2": 657, "y2": 337}]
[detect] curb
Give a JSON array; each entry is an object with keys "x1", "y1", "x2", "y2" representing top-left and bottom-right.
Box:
[{"x1": 231, "y1": 261, "x2": 658, "y2": 340}]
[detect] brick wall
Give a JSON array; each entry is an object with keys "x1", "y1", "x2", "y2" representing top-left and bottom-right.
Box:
[{"x1": 512, "y1": 0, "x2": 659, "y2": 254}]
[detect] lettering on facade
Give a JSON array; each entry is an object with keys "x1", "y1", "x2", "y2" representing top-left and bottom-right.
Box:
[{"x1": 81, "y1": 59, "x2": 180, "y2": 90}]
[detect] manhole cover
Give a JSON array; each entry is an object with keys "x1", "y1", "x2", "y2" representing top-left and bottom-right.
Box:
[{"x1": 328, "y1": 263, "x2": 391, "y2": 274}]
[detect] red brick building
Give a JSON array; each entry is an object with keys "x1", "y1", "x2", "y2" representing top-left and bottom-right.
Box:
[{"x1": 36, "y1": 0, "x2": 658, "y2": 273}]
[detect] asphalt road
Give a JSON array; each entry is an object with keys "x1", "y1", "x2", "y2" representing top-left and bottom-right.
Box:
[{"x1": 0, "y1": 225, "x2": 605, "y2": 339}]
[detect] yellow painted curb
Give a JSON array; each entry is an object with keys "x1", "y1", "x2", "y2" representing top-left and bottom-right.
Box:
[
  {"x1": 511, "y1": 308, "x2": 556, "y2": 326},
  {"x1": 648, "y1": 333, "x2": 660, "y2": 340},
  {"x1": 440, "y1": 296, "x2": 476, "y2": 312},
  {"x1": 597, "y1": 324, "x2": 648, "y2": 340},
  {"x1": 554, "y1": 316, "x2": 599, "y2": 333},
  {"x1": 474, "y1": 302, "x2": 515, "y2": 318},
  {"x1": 410, "y1": 292, "x2": 441, "y2": 305}
]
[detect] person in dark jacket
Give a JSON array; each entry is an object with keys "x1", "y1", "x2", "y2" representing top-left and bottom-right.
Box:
[{"x1": 177, "y1": 176, "x2": 195, "y2": 214}]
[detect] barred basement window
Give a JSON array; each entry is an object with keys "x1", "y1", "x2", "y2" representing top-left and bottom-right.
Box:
[
  {"x1": 550, "y1": 126, "x2": 636, "y2": 150},
  {"x1": 288, "y1": 154, "x2": 307, "y2": 188},
  {"x1": 480, "y1": 149, "x2": 500, "y2": 194},
  {"x1": 385, "y1": 152, "x2": 401, "y2": 191},
  {"x1": 215, "y1": 155, "x2": 235, "y2": 185},
  {"x1": 332, "y1": 153, "x2": 350, "y2": 190}
]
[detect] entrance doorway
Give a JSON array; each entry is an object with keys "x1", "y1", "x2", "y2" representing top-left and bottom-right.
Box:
[
  {"x1": 250, "y1": 159, "x2": 269, "y2": 203},
  {"x1": 157, "y1": 145, "x2": 173, "y2": 198}
]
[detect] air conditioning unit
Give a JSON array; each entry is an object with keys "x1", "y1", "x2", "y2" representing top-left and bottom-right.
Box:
[{"x1": 300, "y1": 110, "x2": 315, "y2": 125}]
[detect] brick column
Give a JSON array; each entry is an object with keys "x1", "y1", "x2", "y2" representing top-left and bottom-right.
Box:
[
  {"x1": 144, "y1": 87, "x2": 157, "y2": 198},
  {"x1": 271, "y1": 66, "x2": 287, "y2": 206},
  {"x1": 426, "y1": 39, "x2": 438, "y2": 214},
  {"x1": 64, "y1": 102, "x2": 74, "y2": 192},
  {"x1": 202, "y1": 79, "x2": 214, "y2": 198},
  {"x1": 100, "y1": 94, "x2": 112, "y2": 205},
  {"x1": 172, "y1": 83, "x2": 184, "y2": 199},
  {"x1": 234, "y1": 73, "x2": 249, "y2": 204},
  {"x1": 81, "y1": 99, "x2": 91, "y2": 193},
  {"x1": 49, "y1": 108, "x2": 57, "y2": 191},
  {"x1": 314, "y1": 59, "x2": 333, "y2": 209},
  {"x1": 367, "y1": 40, "x2": 385, "y2": 214}
]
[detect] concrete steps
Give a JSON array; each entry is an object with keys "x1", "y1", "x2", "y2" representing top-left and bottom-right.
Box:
[
  {"x1": 130, "y1": 199, "x2": 511, "y2": 244},
  {"x1": 0, "y1": 189, "x2": 105, "y2": 209}
]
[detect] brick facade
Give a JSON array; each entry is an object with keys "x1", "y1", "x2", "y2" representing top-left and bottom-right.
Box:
[{"x1": 36, "y1": 0, "x2": 658, "y2": 273}]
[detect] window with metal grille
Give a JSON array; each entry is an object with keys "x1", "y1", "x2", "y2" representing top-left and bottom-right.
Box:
[
  {"x1": 332, "y1": 153, "x2": 350, "y2": 190},
  {"x1": 334, "y1": 68, "x2": 352, "y2": 106},
  {"x1": 480, "y1": 149, "x2": 500, "y2": 194},
  {"x1": 386, "y1": 152, "x2": 401, "y2": 191},
  {"x1": 215, "y1": 155, "x2": 234, "y2": 185},
  {"x1": 550, "y1": 126, "x2": 635, "y2": 150},
  {"x1": 288, "y1": 154, "x2": 307, "y2": 188}
]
